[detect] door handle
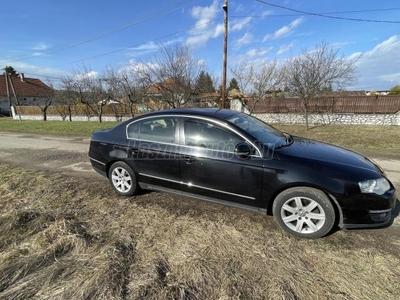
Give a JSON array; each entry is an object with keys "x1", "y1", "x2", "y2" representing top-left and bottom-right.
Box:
[
  {"x1": 130, "y1": 147, "x2": 139, "y2": 155},
  {"x1": 183, "y1": 156, "x2": 197, "y2": 164}
]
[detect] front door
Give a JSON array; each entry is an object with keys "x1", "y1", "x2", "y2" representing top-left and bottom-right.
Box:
[{"x1": 179, "y1": 118, "x2": 264, "y2": 207}]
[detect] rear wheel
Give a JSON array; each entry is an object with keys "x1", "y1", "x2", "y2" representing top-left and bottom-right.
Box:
[
  {"x1": 108, "y1": 161, "x2": 140, "y2": 196},
  {"x1": 272, "y1": 187, "x2": 335, "y2": 239}
]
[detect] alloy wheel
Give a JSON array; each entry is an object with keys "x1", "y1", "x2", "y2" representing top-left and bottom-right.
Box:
[{"x1": 280, "y1": 196, "x2": 326, "y2": 234}]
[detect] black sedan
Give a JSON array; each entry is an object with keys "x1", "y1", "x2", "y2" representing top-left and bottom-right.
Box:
[{"x1": 89, "y1": 108, "x2": 397, "y2": 238}]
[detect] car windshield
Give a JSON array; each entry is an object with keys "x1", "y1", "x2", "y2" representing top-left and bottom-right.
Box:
[{"x1": 222, "y1": 112, "x2": 286, "y2": 147}]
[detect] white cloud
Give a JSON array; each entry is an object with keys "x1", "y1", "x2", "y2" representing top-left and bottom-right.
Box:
[
  {"x1": 129, "y1": 41, "x2": 159, "y2": 52},
  {"x1": 246, "y1": 47, "x2": 273, "y2": 57},
  {"x1": 277, "y1": 43, "x2": 294, "y2": 55},
  {"x1": 197, "y1": 59, "x2": 206, "y2": 67},
  {"x1": 234, "y1": 33, "x2": 253, "y2": 48},
  {"x1": 185, "y1": 0, "x2": 223, "y2": 47},
  {"x1": 74, "y1": 71, "x2": 98, "y2": 81},
  {"x1": 263, "y1": 17, "x2": 304, "y2": 41},
  {"x1": 260, "y1": 10, "x2": 273, "y2": 18},
  {"x1": 119, "y1": 60, "x2": 160, "y2": 75},
  {"x1": 231, "y1": 17, "x2": 252, "y2": 31},
  {"x1": 0, "y1": 59, "x2": 63, "y2": 80},
  {"x1": 350, "y1": 35, "x2": 400, "y2": 90},
  {"x1": 331, "y1": 42, "x2": 351, "y2": 48},
  {"x1": 186, "y1": 1, "x2": 252, "y2": 47},
  {"x1": 127, "y1": 39, "x2": 181, "y2": 56},
  {"x1": 191, "y1": 0, "x2": 219, "y2": 24},
  {"x1": 32, "y1": 42, "x2": 50, "y2": 51}
]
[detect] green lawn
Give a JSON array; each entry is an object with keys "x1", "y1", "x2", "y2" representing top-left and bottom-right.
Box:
[
  {"x1": 0, "y1": 118, "x2": 118, "y2": 137},
  {"x1": 1, "y1": 117, "x2": 399, "y2": 157}
]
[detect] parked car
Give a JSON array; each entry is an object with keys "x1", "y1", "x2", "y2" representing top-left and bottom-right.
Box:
[{"x1": 89, "y1": 108, "x2": 397, "y2": 238}]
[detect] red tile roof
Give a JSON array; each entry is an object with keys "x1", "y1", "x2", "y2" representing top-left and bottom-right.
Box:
[{"x1": 0, "y1": 75, "x2": 53, "y2": 98}]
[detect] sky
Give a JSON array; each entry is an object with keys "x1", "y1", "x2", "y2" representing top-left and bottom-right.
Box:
[{"x1": 0, "y1": 0, "x2": 399, "y2": 91}]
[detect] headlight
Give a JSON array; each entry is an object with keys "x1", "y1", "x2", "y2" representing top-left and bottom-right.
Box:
[{"x1": 358, "y1": 178, "x2": 391, "y2": 195}]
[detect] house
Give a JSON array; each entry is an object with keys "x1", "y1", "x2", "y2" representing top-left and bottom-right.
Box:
[{"x1": 0, "y1": 73, "x2": 53, "y2": 116}]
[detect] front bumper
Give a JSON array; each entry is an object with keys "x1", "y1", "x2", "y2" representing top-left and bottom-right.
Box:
[
  {"x1": 343, "y1": 208, "x2": 393, "y2": 229},
  {"x1": 340, "y1": 187, "x2": 397, "y2": 228}
]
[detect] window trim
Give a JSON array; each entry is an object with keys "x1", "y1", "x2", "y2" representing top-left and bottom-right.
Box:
[{"x1": 125, "y1": 114, "x2": 262, "y2": 157}]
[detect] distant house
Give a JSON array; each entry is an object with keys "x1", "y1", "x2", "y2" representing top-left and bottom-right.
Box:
[
  {"x1": 365, "y1": 90, "x2": 390, "y2": 96},
  {"x1": 0, "y1": 73, "x2": 53, "y2": 116}
]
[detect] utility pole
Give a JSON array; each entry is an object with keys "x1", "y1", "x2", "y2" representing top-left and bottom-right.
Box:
[{"x1": 221, "y1": 0, "x2": 228, "y2": 108}]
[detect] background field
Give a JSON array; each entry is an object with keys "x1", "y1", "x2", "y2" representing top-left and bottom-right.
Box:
[{"x1": 0, "y1": 164, "x2": 399, "y2": 299}]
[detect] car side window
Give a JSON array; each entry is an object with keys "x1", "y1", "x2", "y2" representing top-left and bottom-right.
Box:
[
  {"x1": 139, "y1": 117, "x2": 177, "y2": 143},
  {"x1": 127, "y1": 122, "x2": 140, "y2": 139},
  {"x1": 184, "y1": 119, "x2": 243, "y2": 152}
]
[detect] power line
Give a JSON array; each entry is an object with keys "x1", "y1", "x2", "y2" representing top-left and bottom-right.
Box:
[
  {"x1": 233, "y1": 7, "x2": 400, "y2": 19},
  {"x1": 5, "y1": 0, "x2": 204, "y2": 64},
  {"x1": 255, "y1": 0, "x2": 400, "y2": 23},
  {"x1": 234, "y1": 7, "x2": 400, "y2": 18},
  {"x1": 24, "y1": 73, "x2": 63, "y2": 81},
  {"x1": 49, "y1": 19, "x2": 220, "y2": 68}
]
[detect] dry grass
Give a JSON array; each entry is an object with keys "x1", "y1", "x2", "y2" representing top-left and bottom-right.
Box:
[
  {"x1": 0, "y1": 163, "x2": 399, "y2": 299},
  {"x1": 275, "y1": 124, "x2": 400, "y2": 157}
]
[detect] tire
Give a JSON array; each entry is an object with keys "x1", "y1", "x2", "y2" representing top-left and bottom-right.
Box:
[
  {"x1": 108, "y1": 161, "x2": 140, "y2": 196},
  {"x1": 272, "y1": 187, "x2": 335, "y2": 239}
]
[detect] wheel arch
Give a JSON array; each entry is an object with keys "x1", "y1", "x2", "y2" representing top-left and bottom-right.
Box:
[{"x1": 106, "y1": 159, "x2": 127, "y2": 178}]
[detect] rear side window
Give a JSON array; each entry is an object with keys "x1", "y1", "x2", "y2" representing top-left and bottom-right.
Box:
[
  {"x1": 184, "y1": 119, "x2": 243, "y2": 152},
  {"x1": 127, "y1": 122, "x2": 140, "y2": 139},
  {"x1": 139, "y1": 117, "x2": 177, "y2": 143}
]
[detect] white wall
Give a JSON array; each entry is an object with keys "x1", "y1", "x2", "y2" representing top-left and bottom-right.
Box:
[{"x1": 230, "y1": 99, "x2": 400, "y2": 126}]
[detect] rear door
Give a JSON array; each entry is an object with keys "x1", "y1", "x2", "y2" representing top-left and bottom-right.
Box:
[
  {"x1": 126, "y1": 116, "x2": 181, "y2": 191},
  {"x1": 179, "y1": 117, "x2": 264, "y2": 207}
]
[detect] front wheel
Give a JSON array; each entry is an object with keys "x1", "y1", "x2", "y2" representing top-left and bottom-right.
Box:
[
  {"x1": 108, "y1": 161, "x2": 140, "y2": 196},
  {"x1": 272, "y1": 187, "x2": 336, "y2": 239}
]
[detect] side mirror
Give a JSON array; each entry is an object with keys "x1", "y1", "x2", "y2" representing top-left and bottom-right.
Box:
[{"x1": 234, "y1": 143, "x2": 252, "y2": 159}]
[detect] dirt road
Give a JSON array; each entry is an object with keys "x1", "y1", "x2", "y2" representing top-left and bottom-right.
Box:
[{"x1": 0, "y1": 131, "x2": 399, "y2": 234}]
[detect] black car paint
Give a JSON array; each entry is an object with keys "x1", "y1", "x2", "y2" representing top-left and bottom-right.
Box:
[{"x1": 89, "y1": 108, "x2": 397, "y2": 228}]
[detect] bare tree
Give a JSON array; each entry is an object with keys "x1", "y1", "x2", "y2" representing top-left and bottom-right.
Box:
[
  {"x1": 31, "y1": 79, "x2": 57, "y2": 121},
  {"x1": 70, "y1": 66, "x2": 108, "y2": 123},
  {"x1": 285, "y1": 42, "x2": 358, "y2": 129},
  {"x1": 140, "y1": 44, "x2": 204, "y2": 108},
  {"x1": 104, "y1": 66, "x2": 146, "y2": 117},
  {"x1": 54, "y1": 77, "x2": 79, "y2": 121},
  {"x1": 231, "y1": 60, "x2": 285, "y2": 113}
]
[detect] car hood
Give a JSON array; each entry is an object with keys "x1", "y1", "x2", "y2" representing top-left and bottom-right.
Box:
[{"x1": 276, "y1": 136, "x2": 382, "y2": 173}]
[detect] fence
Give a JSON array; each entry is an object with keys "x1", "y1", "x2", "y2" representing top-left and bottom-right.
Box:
[
  {"x1": 14, "y1": 104, "x2": 136, "y2": 116},
  {"x1": 247, "y1": 96, "x2": 400, "y2": 114}
]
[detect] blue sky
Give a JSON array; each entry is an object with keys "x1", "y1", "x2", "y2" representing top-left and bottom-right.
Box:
[{"x1": 1, "y1": 0, "x2": 399, "y2": 90}]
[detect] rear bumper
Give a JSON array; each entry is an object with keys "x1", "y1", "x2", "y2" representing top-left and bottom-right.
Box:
[{"x1": 89, "y1": 156, "x2": 107, "y2": 178}]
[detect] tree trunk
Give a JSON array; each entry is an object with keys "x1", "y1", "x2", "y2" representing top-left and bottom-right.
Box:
[
  {"x1": 304, "y1": 101, "x2": 309, "y2": 130},
  {"x1": 98, "y1": 106, "x2": 103, "y2": 123},
  {"x1": 305, "y1": 108, "x2": 309, "y2": 130},
  {"x1": 130, "y1": 102, "x2": 135, "y2": 118},
  {"x1": 43, "y1": 109, "x2": 47, "y2": 121},
  {"x1": 68, "y1": 105, "x2": 72, "y2": 122}
]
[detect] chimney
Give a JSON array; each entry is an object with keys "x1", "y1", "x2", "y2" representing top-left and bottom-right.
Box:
[{"x1": 20, "y1": 73, "x2": 25, "y2": 82}]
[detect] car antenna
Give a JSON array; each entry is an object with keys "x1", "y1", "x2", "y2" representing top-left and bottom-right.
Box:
[{"x1": 212, "y1": 108, "x2": 222, "y2": 116}]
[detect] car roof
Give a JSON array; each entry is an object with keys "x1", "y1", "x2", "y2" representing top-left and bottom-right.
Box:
[
  {"x1": 116, "y1": 108, "x2": 241, "y2": 129},
  {"x1": 143, "y1": 107, "x2": 220, "y2": 117},
  {"x1": 135, "y1": 107, "x2": 242, "y2": 119}
]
